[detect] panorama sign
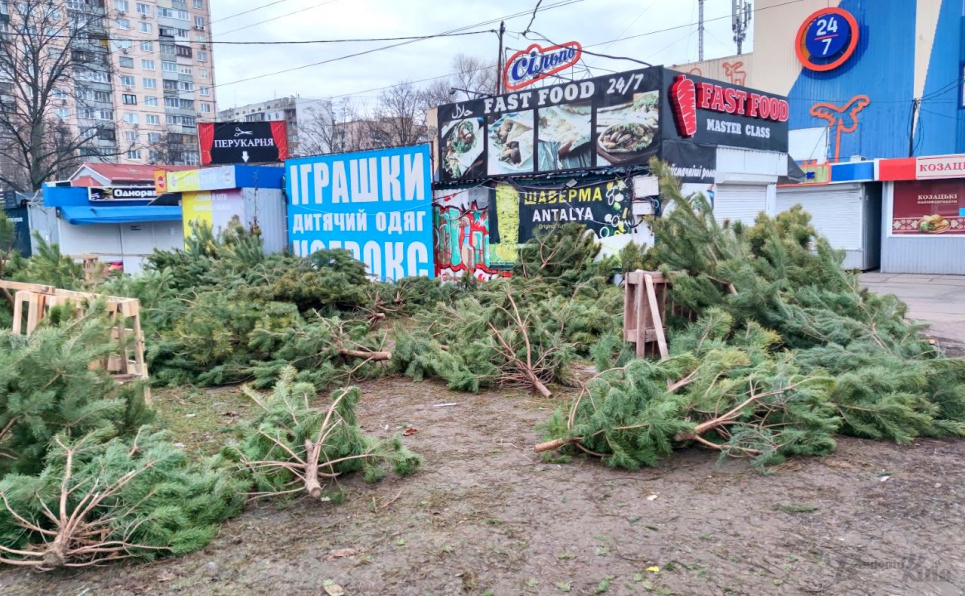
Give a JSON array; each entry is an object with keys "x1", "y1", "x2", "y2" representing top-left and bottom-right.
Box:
[{"x1": 503, "y1": 41, "x2": 582, "y2": 91}]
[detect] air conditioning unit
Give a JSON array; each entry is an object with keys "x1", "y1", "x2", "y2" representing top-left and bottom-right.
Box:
[
  {"x1": 121, "y1": 48, "x2": 129, "y2": 54},
  {"x1": 195, "y1": 25, "x2": 205, "y2": 31},
  {"x1": 141, "y1": 13, "x2": 149, "y2": 19}
]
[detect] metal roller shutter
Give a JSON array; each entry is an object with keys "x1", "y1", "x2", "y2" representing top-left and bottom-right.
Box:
[
  {"x1": 776, "y1": 185, "x2": 863, "y2": 251},
  {"x1": 713, "y1": 184, "x2": 768, "y2": 227}
]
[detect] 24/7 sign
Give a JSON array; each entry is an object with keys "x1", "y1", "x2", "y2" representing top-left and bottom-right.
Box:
[{"x1": 796, "y1": 8, "x2": 860, "y2": 72}]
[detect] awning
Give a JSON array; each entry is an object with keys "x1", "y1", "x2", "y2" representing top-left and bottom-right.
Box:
[
  {"x1": 58, "y1": 205, "x2": 182, "y2": 225},
  {"x1": 778, "y1": 156, "x2": 808, "y2": 185}
]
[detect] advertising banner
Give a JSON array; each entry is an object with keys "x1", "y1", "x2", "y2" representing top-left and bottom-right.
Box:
[
  {"x1": 181, "y1": 189, "x2": 245, "y2": 239},
  {"x1": 662, "y1": 69, "x2": 790, "y2": 153},
  {"x1": 891, "y1": 179, "x2": 965, "y2": 235},
  {"x1": 165, "y1": 166, "x2": 237, "y2": 194},
  {"x1": 438, "y1": 66, "x2": 663, "y2": 183},
  {"x1": 491, "y1": 179, "x2": 636, "y2": 244},
  {"x1": 199, "y1": 122, "x2": 289, "y2": 166},
  {"x1": 286, "y1": 144, "x2": 434, "y2": 281},
  {"x1": 88, "y1": 186, "x2": 157, "y2": 202},
  {"x1": 661, "y1": 140, "x2": 717, "y2": 184}
]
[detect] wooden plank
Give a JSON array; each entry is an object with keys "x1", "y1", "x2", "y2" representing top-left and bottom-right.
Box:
[
  {"x1": 12, "y1": 291, "x2": 25, "y2": 335},
  {"x1": 644, "y1": 274, "x2": 669, "y2": 359},
  {"x1": 635, "y1": 273, "x2": 648, "y2": 358},
  {"x1": 624, "y1": 273, "x2": 636, "y2": 342}
]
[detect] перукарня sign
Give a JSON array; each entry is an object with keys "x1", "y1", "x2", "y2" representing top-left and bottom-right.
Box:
[
  {"x1": 285, "y1": 144, "x2": 434, "y2": 281},
  {"x1": 199, "y1": 122, "x2": 289, "y2": 165}
]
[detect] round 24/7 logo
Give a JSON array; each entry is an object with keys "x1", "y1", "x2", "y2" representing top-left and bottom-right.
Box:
[{"x1": 795, "y1": 7, "x2": 860, "y2": 72}]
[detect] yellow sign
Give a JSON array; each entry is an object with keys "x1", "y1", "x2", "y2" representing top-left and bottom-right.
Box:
[{"x1": 181, "y1": 190, "x2": 246, "y2": 244}]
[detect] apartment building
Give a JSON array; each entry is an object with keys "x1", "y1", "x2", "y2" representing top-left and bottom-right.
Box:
[
  {"x1": 109, "y1": 0, "x2": 215, "y2": 165},
  {"x1": 218, "y1": 96, "x2": 332, "y2": 157}
]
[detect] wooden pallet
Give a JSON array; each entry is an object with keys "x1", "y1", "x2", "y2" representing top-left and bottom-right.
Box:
[
  {"x1": 624, "y1": 270, "x2": 670, "y2": 359},
  {"x1": 1, "y1": 280, "x2": 150, "y2": 399}
]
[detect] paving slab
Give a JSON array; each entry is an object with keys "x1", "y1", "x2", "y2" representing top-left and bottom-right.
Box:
[{"x1": 861, "y1": 273, "x2": 965, "y2": 350}]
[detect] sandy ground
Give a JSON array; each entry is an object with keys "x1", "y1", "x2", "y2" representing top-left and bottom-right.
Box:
[{"x1": 0, "y1": 375, "x2": 962, "y2": 596}]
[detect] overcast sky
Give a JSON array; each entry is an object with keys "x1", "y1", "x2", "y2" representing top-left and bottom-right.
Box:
[{"x1": 209, "y1": 0, "x2": 754, "y2": 111}]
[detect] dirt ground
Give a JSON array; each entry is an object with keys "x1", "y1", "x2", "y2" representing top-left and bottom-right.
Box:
[{"x1": 0, "y1": 375, "x2": 962, "y2": 596}]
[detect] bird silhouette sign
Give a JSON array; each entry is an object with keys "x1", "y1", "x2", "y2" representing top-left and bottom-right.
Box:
[{"x1": 809, "y1": 95, "x2": 870, "y2": 162}]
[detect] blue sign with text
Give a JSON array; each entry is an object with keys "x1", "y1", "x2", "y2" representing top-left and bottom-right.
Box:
[{"x1": 286, "y1": 144, "x2": 434, "y2": 281}]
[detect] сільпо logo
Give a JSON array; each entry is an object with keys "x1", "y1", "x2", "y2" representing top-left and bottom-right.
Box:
[{"x1": 503, "y1": 41, "x2": 582, "y2": 92}]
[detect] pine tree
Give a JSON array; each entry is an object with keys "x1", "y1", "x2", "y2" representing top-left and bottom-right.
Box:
[
  {"x1": 0, "y1": 428, "x2": 245, "y2": 570},
  {"x1": 0, "y1": 308, "x2": 153, "y2": 475},
  {"x1": 228, "y1": 368, "x2": 420, "y2": 500}
]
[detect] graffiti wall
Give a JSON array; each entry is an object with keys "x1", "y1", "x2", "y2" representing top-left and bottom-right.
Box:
[{"x1": 433, "y1": 187, "x2": 511, "y2": 280}]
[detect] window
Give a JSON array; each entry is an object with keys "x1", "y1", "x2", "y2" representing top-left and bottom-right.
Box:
[
  {"x1": 140, "y1": 41, "x2": 154, "y2": 52},
  {"x1": 51, "y1": 88, "x2": 68, "y2": 100},
  {"x1": 120, "y1": 75, "x2": 136, "y2": 87},
  {"x1": 142, "y1": 77, "x2": 157, "y2": 89},
  {"x1": 178, "y1": 81, "x2": 193, "y2": 92},
  {"x1": 141, "y1": 59, "x2": 155, "y2": 70},
  {"x1": 197, "y1": 50, "x2": 207, "y2": 63},
  {"x1": 119, "y1": 56, "x2": 134, "y2": 68},
  {"x1": 127, "y1": 149, "x2": 141, "y2": 160},
  {"x1": 163, "y1": 80, "x2": 177, "y2": 91},
  {"x1": 97, "y1": 127, "x2": 116, "y2": 141},
  {"x1": 144, "y1": 96, "x2": 158, "y2": 106},
  {"x1": 184, "y1": 151, "x2": 200, "y2": 165},
  {"x1": 162, "y1": 61, "x2": 177, "y2": 73},
  {"x1": 56, "y1": 108, "x2": 70, "y2": 119},
  {"x1": 138, "y1": 22, "x2": 151, "y2": 33},
  {"x1": 122, "y1": 94, "x2": 137, "y2": 105},
  {"x1": 149, "y1": 150, "x2": 161, "y2": 162},
  {"x1": 193, "y1": 0, "x2": 203, "y2": 8},
  {"x1": 199, "y1": 86, "x2": 210, "y2": 97},
  {"x1": 116, "y1": 18, "x2": 131, "y2": 29},
  {"x1": 175, "y1": 10, "x2": 189, "y2": 20},
  {"x1": 164, "y1": 97, "x2": 179, "y2": 108},
  {"x1": 178, "y1": 65, "x2": 192, "y2": 75},
  {"x1": 179, "y1": 99, "x2": 193, "y2": 110},
  {"x1": 79, "y1": 107, "x2": 96, "y2": 119},
  {"x1": 175, "y1": 45, "x2": 192, "y2": 58},
  {"x1": 201, "y1": 103, "x2": 211, "y2": 113},
  {"x1": 194, "y1": 16, "x2": 204, "y2": 29},
  {"x1": 123, "y1": 112, "x2": 138, "y2": 124},
  {"x1": 147, "y1": 132, "x2": 162, "y2": 143},
  {"x1": 113, "y1": 39, "x2": 132, "y2": 50},
  {"x1": 175, "y1": 28, "x2": 188, "y2": 39},
  {"x1": 125, "y1": 131, "x2": 137, "y2": 142},
  {"x1": 136, "y1": 3, "x2": 150, "y2": 16},
  {"x1": 97, "y1": 109, "x2": 114, "y2": 120},
  {"x1": 146, "y1": 114, "x2": 160, "y2": 125},
  {"x1": 94, "y1": 90, "x2": 111, "y2": 102},
  {"x1": 115, "y1": 0, "x2": 129, "y2": 11},
  {"x1": 199, "y1": 69, "x2": 208, "y2": 80}
]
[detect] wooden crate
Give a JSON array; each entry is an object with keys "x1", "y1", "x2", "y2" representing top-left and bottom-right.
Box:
[
  {"x1": 624, "y1": 270, "x2": 669, "y2": 359},
  {"x1": 1, "y1": 280, "x2": 150, "y2": 398}
]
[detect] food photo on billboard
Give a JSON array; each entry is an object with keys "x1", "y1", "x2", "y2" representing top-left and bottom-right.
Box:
[
  {"x1": 488, "y1": 110, "x2": 535, "y2": 176},
  {"x1": 536, "y1": 102, "x2": 593, "y2": 172},
  {"x1": 441, "y1": 117, "x2": 486, "y2": 180},
  {"x1": 595, "y1": 90, "x2": 660, "y2": 167}
]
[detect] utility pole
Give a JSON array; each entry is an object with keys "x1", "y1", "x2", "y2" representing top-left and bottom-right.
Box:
[
  {"x1": 732, "y1": 0, "x2": 752, "y2": 55},
  {"x1": 496, "y1": 21, "x2": 506, "y2": 95},
  {"x1": 698, "y1": 0, "x2": 705, "y2": 62}
]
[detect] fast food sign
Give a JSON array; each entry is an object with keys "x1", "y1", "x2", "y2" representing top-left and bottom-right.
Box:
[
  {"x1": 503, "y1": 41, "x2": 583, "y2": 92},
  {"x1": 436, "y1": 66, "x2": 789, "y2": 185}
]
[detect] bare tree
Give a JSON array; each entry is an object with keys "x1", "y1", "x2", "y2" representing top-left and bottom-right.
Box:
[
  {"x1": 450, "y1": 54, "x2": 498, "y2": 99},
  {"x1": 370, "y1": 82, "x2": 426, "y2": 148},
  {"x1": 297, "y1": 98, "x2": 367, "y2": 156},
  {"x1": 0, "y1": 1, "x2": 126, "y2": 191}
]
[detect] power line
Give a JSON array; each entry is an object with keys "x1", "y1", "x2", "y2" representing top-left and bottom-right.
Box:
[
  {"x1": 213, "y1": 0, "x2": 586, "y2": 90},
  {"x1": 209, "y1": 0, "x2": 296, "y2": 25},
  {"x1": 214, "y1": 0, "x2": 345, "y2": 37}
]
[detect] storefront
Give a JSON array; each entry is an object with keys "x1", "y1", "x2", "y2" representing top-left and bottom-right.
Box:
[
  {"x1": 776, "y1": 160, "x2": 881, "y2": 270},
  {"x1": 877, "y1": 154, "x2": 965, "y2": 274},
  {"x1": 433, "y1": 64, "x2": 791, "y2": 278},
  {"x1": 35, "y1": 186, "x2": 183, "y2": 274},
  {"x1": 159, "y1": 165, "x2": 288, "y2": 254}
]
